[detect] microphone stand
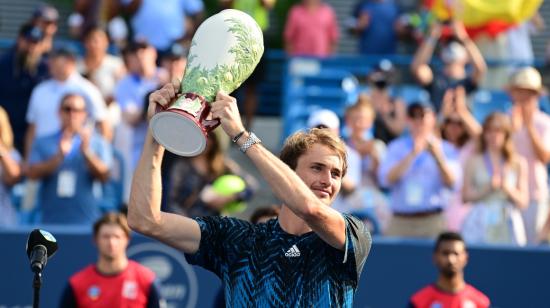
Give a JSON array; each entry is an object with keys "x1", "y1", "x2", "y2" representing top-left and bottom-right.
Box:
[{"x1": 33, "y1": 271, "x2": 42, "y2": 308}]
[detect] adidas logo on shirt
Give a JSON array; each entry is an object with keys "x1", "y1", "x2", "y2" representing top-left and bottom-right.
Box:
[{"x1": 284, "y1": 244, "x2": 301, "y2": 257}]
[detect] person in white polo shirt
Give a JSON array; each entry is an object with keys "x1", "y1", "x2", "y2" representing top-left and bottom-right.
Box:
[{"x1": 25, "y1": 46, "x2": 109, "y2": 160}]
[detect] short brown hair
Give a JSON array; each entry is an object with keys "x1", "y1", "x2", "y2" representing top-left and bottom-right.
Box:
[
  {"x1": 279, "y1": 128, "x2": 348, "y2": 176},
  {"x1": 93, "y1": 212, "x2": 131, "y2": 239}
]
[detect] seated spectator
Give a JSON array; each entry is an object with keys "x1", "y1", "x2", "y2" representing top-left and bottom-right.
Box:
[
  {"x1": 343, "y1": 102, "x2": 390, "y2": 232},
  {"x1": 439, "y1": 86, "x2": 481, "y2": 231},
  {"x1": 349, "y1": 0, "x2": 401, "y2": 55},
  {"x1": 409, "y1": 232, "x2": 490, "y2": 308},
  {"x1": 367, "y1": 60, "x2": 406, "y2": 143},
  {"x1": 27, "y1": 94, "x2": 113, "y2": 225},
  {"x1": 508, "y1": 67, "x2": 550, "y2": 245},
  {"x1": 378, "y1": 101, "x2": 461, "y2": 238},
  {"x1": 462, "y1": 112, "x2": 528, "y2": 246},
  {"x1": 411, "y1": 21, "x2": 486, "y2": 112},
  {"x1": 345, "y1": 103, "x2": 385, "y2": 187},
  {"x1": 159, "y1": 43, "x2": 187, "y2": 81},
  {"x1": 167, "y1": 131, "x2": 258, "y2": 217},
  {"x1": 78, "y1": 26, "x2": 126, "y2": 132},
  {"x1": 0, "y1": 107, "x2": 22, "y2": 227},
  {"x1": 25, "y1": 46, "x2": 109, "y2": 159},
  {"x1": 0, "y1": 23, "x2": 49, "y2": 154},
  {"x1": 284, "y1": 0, "x2": 339, "y2": 57},
  {"x1": 250, "y1": 205, "x2": 280, "y2": 224},
  {"x1": 115, "y1": 41, "x2": 166, "y2": 128},
  {"x1": 114, "y1": 40, "x2": 167, "y2": 203}
]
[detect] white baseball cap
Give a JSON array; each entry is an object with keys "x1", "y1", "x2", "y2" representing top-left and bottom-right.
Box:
[{"x1": 307, "y1": 109, "x2": 340, "y2": 130}]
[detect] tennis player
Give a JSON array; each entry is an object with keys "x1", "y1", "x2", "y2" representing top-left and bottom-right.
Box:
[{"x1": 128, "y1": 79, "x2": 372, "y2": 306}]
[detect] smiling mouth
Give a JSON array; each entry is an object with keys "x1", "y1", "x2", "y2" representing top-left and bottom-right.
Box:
[{"x1": 314, "y1": 189, "x2": 331, "y2": 197}]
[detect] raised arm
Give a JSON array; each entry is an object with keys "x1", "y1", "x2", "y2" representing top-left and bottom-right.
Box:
[
  {"x1": 210, "y1": 92, "x2": 346, "y2": 250},
  {"x1": 79, "y1": 128, "x2": 110, "y2": 183},
  {"x1": 127, "y1": 80, "x2": 201, "y2": 254},
  {"x1": 411, "y1": 23, "x2": 441, "y2": 86},
  {"x1": 27, "y1": 134, "x2": 71, "y2": 180},
  {"x1": 452, "y1": 21, "x2": 486, "y2": 84},
  {"x1": 0, "y1": 145, "x2": 21, "y2": 186}
]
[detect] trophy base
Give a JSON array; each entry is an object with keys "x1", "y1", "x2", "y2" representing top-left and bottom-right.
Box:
[{"x1": 150, "y1": 111, "x2": 207, "y2": 157}]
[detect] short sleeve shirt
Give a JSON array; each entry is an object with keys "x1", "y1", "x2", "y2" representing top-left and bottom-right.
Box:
[
  {"x1": 409, "y1": 284, "x2": 490, "y2": 308},
  {"x1": 29, "y1": 131, "x2": 113, "y2": 224},
  {"x1": 185, "y1": 214, "x2": 371, "y2": 307}
]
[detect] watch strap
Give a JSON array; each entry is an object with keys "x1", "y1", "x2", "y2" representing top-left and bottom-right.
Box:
[{"x1": 239, "y1": 132, "x2": 261, "y2": 153}]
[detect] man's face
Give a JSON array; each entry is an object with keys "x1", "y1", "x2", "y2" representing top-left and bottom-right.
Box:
[
  {"x1": 509, "y1": 87, "x2": 539, "y2": 105},
  {"x1": 48, "y1": 56, "x2": 75, "y2": 81},
  {"x1": 95, "y1": 224, "x2": 129, "y2": 261},
  {"x1": 433, "y1": 240, "x2": 468, "y2": 278},
  {"x1": 85, "y1": 30, "x2": 108, "y2": 55},
  {"x1": 346, "y1": 108, "x2": 374, "y2": 135},
  {"x1": 59, "y1": 95, "x2": 87, "y2": 131},
  {"x1": 294, "y1": 144, "x2": 343, "y2": 205},
  {"x1": 407, "y1": 107, "x2": 435, "y2": 136},
  {"x1": 38, "y1": 19, "x2": 57, "y2": 36},
  {"x1": 161, "y1": 57, "x2": 187, "y2": 80}
]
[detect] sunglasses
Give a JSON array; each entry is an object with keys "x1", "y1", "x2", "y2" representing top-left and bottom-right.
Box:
[
  {"x1": 444, "y1": 118, "x2": 463, "y2": 125},
  {"x1": 61, "y1": 106, "x2": 85, "y2": 113},
  {"x1": 408, "y1": 110, "x2": 426, "y2": 119}
]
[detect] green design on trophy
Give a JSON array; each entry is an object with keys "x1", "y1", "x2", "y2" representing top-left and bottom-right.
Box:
[{"x1": 150, "y1": 9, "x2": 264, "y2": 157}]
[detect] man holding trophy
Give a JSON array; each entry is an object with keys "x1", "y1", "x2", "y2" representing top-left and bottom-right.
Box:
[{"x1": 127, "y1": 9, "x2": 371, "y2": 307}]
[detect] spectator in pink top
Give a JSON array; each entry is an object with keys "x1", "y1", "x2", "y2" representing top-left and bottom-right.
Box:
[
  {"x1": 284, "y1": 0, "x2": 339, "y2": 57},
  {"x1": 508, "y1": 67, "x2": 550, "y2": 245}
]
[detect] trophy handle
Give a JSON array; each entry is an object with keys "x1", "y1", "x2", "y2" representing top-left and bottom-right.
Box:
[{"x1": 201, "y1": 118, "x2": 221, "y2": 132}]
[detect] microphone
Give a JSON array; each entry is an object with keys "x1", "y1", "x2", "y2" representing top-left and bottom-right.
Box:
[{"x1": 26, "y1": 229, "x2": 58, "y2": 273}]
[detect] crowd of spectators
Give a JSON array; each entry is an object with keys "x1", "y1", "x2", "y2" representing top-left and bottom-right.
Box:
[{"x1": 0, "y1": 0, "x2": 549, "y2": 249}]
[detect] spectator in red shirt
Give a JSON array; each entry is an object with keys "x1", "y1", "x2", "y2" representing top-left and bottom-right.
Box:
[
  {"x1": 409, "y1": 232, "x2": 490, "y2": 308},
  {"x1": 59, "y1": 212, "x2": 164, "y2": 307}
]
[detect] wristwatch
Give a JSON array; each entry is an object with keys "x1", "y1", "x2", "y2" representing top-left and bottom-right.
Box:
[{"x1": 239, "y1": 132, "x2": 261, "y2": 153}]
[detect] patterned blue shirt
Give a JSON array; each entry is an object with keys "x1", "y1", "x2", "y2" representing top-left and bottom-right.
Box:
[{"x1": 185, "y1": 214, "x2": 371, "y2": 307}]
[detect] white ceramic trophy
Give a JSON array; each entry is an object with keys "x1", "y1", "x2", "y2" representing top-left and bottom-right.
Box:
[{"x1": 150, "y1": 9, "x2": 264, "y2": 156}]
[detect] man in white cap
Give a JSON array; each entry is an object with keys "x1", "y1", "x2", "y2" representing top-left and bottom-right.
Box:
[
  {"x1": 508, "y1": 67, "x2": 550, "y2": 245},
  {"x1": 307, "y1": 109, "x2": 362, "y2": 213}
]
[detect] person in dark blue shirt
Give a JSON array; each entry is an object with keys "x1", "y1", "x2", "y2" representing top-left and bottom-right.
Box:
[
  {"x1": 0, "y1": 23, "x2": 49, "y2": 154},
  {"x1": 128, "y1": 79, "x2": 372, "y2": 307},
  {"x1": 411, "y1": 21, "x2": 486, "y2": 113},
  {"x1": 350, "y1": 0, "x2": 400, "y2": 55}
]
